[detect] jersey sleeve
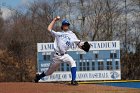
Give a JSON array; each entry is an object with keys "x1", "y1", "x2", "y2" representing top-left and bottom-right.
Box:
[
  {"x1": 71, "y1": 32, "x2": 81, "y2": 45},
  {"x1": 50, "y1": 29, "x2": 59, "y2": 37}
]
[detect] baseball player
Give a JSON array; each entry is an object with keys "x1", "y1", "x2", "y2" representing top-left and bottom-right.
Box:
[{"x1": 34, "y1": 16, "x2": 90, "y2": 85}]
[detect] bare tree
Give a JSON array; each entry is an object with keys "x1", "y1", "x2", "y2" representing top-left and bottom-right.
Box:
[{"x1": 0, "y1": 8, "x2": 4, "y2": 41}]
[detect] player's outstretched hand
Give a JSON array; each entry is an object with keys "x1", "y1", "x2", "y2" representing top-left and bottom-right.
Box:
[{"x1": 54, "y1": 16, "x2": 60, "y2": 21}]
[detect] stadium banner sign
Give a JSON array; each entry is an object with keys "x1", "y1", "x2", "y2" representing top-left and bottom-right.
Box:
[
  {"x1": 37, "y1": 41, "x2": 121, "y2": 82},
  {"x1": 39, "y1": 70, "x2": 121, "y2": 82},
  {"x1": 37, "y1": 41, "x2": 120, "y2": 52}
]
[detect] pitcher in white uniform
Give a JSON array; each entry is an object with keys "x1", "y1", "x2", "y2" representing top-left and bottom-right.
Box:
[{"x1": 34, "y1": 16, "x2": 82, "y2": 85}]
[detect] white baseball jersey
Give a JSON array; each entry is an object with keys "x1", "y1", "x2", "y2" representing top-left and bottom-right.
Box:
[{"x1": 50, "y1": 30, "x2": 80, "y2": 54}]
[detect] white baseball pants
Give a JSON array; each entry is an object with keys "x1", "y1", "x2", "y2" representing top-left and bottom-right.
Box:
[{"x1": 44, "y1": 53, "x2": 76, "y2": 76}]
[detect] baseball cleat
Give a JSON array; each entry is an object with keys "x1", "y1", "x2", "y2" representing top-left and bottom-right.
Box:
[
  {"x1": 34, "y1": 74, "x2": 40, "y2": 83},
  {"x1": 71, "y1": 81, "x2": 79, "y2": 85},
  {"x1": 34, "y1": 72, "x2": 46, "y2": 83}
]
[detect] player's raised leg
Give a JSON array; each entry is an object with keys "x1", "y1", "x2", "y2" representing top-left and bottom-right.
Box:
[
  {"x1": 45, "y1": 61, "x2": 61, "y2": 76},
  {"x1": 34, "y1": 57, "x2": 61, "y2": 83}
]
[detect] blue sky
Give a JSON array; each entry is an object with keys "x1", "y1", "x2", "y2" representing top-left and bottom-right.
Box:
[
  {"x1": 0, "y1": 0, "x2": 21, "y2": 8},
  {"x1": 0, "y1": 0, "x2": 33, "y2": 19},
  {"x1": 0, "y1": 0, "x2": 33, "y2": 8}
]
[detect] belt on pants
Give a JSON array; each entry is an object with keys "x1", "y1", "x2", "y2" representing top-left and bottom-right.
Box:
[{"x1": 55, "y1": 52, "x2": 67, "y2": 56}]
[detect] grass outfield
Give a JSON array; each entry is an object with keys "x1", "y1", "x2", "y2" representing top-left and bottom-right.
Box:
[
  {"x1": 0, "y1": 82, "x2": 140, "y2": 93},
  {"x1": 78, "y1": 80, "x2": 140, "y2": 84}
]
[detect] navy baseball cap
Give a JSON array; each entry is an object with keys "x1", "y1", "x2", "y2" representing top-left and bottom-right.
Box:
[{"x1": 62, "y1": 19, "x2": 70, "y2": 26}]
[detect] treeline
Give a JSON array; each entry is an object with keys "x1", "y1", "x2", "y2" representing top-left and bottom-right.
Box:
[{"x1": 0, "y1": 0, "x2": 140, "y2": 81}]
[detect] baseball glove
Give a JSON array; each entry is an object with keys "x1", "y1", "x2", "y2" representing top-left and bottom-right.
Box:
[{"x1": 81, "y1": 42, "x2": 90, "y2": 52}]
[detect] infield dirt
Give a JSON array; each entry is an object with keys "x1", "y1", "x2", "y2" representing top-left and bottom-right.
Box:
[{"x1": 0, "y1": 82, "x2": 140, "y2": 93}]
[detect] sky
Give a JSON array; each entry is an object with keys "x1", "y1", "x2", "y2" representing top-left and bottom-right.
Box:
[{"x1": 0, "y1": 0, "x2": 33, "y2": 19}]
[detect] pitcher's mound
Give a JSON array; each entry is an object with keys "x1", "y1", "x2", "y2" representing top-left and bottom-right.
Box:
[{"x1": 0, "y1": 82, "x2": 139, "y2": 93}]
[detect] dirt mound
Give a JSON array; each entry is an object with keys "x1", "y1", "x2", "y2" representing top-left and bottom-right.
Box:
[{"x1": 0, "y1": 82, "x2": 139, "y2": 93}]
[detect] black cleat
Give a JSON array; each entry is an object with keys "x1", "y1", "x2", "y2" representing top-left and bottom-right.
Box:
[
  {"x1": 71, "y1": 81, "x2": 79, "y2": 85},
  {"x1": 34, "y1": 72, "x2": 46, "y2": 83},
  {"x1": 34, "y1": 74, "x2": 40, "y2": 83}
]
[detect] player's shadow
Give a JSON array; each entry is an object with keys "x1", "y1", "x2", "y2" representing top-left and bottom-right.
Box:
[{"x1": 53, "y1": 81, "x2": 79, "y2": 86}]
